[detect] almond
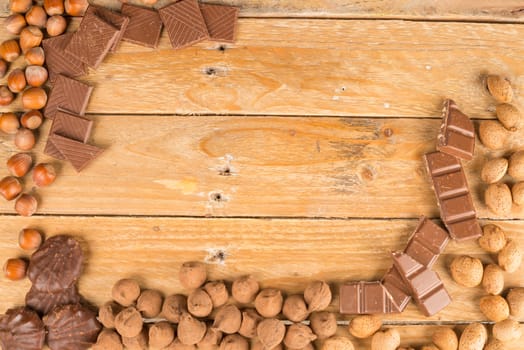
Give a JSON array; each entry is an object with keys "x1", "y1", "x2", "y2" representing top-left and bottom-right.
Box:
[
  {"x1": 508, "y1": 150, "x2": 524, "y2": 181},
  {"x1": 450, "y1": 256, "x2": 483, "y2": 288},
  {"x1": 481, "y1": 264, "x2": 504, "y2": 295},
  {"x1": 486, "y1": 75, "x2": 513, "y2": 103},
  {"x1": 479, "y1": 295, "x2": 509, "y2": 322},
  {"x1": 478, "y1": 224, "x2": 507, "y2": 253},
  {"x1": 480, "y1": 158, "x2": 508, "y2": 184},
  {"x1": 478, "y1": 120, "x2": 509, "y2": 150},
  {"x1": 498, "y1": 239, "x2": 522, "y2": 273},
  {"x1": 485, "y1": 183, "x2": 512, "y2": 216},
  {"x1": 458, "y1": 323, "x2": 487, "y2": 350},
  {"x1": 496, "y1": 103, "x2": 522, "y2": 131}
]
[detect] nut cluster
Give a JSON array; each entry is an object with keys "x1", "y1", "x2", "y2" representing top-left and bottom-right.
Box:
[{"x1": 3, "y1": 227, "x2": 43, "y2": 281}]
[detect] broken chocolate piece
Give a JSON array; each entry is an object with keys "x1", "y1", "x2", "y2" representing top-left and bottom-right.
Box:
[
  {"x1": 0, "y1": 307, "x2": 45, "y2": 350},
  {"x1": 339, "y1": 281, "x2": 399, "y2": 314},
  {"x1": 43, "y1": 74, "x2": 93, "y2": 120},
  {"x1": 44, "y1": 110, "x2": 94, "y2": 160},
  {"x1": 121, "y1": 3, "x2": 163, "y2": 48},
  {"x1": 26, "y1": 284, "x2": 81, "y2": 315},
  {"x1": 437, "y1": 99, "x2": 475, "y2": 160},
  {"x1": 159, "y1": 0, "x2": 209, "y2": 49},
  {"x1": 48, "y1": 134, "x2": 104, "y2": 172},
  {"x1": 199, "y1": 4, "x2": 239, "y2": 43},
  {"x1": 42, "y1": 34, "x2": 87, "y2": 82},
  {"x1": 381, "y1": 266, "x2": 411, "y2": 313},
  {"x1": 85, "y1": 5, "x2": 130, "y2": 52}
]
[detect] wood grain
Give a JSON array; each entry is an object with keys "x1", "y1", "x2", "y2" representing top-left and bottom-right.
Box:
[
  {"x1": 2, "y1": 19, "x2": 524, "y2": 118},
  {"x1": 0, "y1": 216, "x2": 523, "y2": 324},
  {"x1": 1, "y1": 116, "x2": 523, "y2": 218}
]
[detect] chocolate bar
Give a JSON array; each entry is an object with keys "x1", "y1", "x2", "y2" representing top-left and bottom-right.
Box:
[
  {"x1": 339, "y1": 281, "x2": 399, "y2": 314},
  {"x1": 391, "y1": 252, "x2": 451, "y2": 316},
  {"x1": 159, "y1": 0, "x2": 209, "y2": 49},
  {"x1": 85, "y1": 5, "x2": 130, "y2": 52},
  {"x1": 44, "y1": 74, "x2": 93, "y2": 120},
  {"x1": 42, "y1": 34, "x2": 87, "y2": 82},
  {"x1": 199, "y1": 4, "x2": 239, "y2": 43},
  {"x1": 121, "y1": 3, "x2": 163, "y2": 48},
  {"x1": 424, "y1": 151, "x2": 482, "y2": 241},
  {"x1": 437, "y1": 99, "x2": 475, "y2": 161}
]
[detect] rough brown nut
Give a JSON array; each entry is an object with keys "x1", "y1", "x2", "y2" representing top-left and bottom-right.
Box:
[
  {"x1": 231, "y1": 275, "x2": 259, "y2": 303},
  {"x1": 304, "y1": 281, "x2": 331, "y2": 312},
  {"x1": 492, "y1": 319, "x2": 522, "y2": 342},
  {"x1": 254, "y1": 288, "x2": 283, "y2": 317},
  {"x1": 99, "y1": 302, "x2": 121, "y2": 329},
  {"x1": 479, "y1": 295, "x2": 510, "y2": 322},
  {"x1": 136, "y1": 289, "x2": 163, "y2": 318},
  {"x1": 431, "y1": 327, "x2": 458, "y2": 350},
  {"x1": 310, "y1": 311, "x2": 337, "y2": 339},
  {"x1": 481, "y1": 158, "x2": 508, "y2": 184},
  {"x1": 166, "y1": 338, "x2": 197, "y2": 350},
  {"x1": 348, "y1": 314, "x2": 382, "y2": 339},
  {"x1": 479, "y1": 224, "x2": 507, "y2": 253},
  {"x1": 282, "y1": 294, "x2": 309, "y2": 322},
  {"x1": 283, "y1": 323, "x2": 317, "y2": 349},
  {"x1": 162, "y1": 294, "x2": 187, "y2": 323},
  {"x1": 115, "y1": 307, "x2": 143, "y2": 338},
  {"x1": 179, "y1": 261, "x2": 207, "y2": 289},
  {"x1": 482, "y1": 264, "x2": 504, "y2": 295},
  {"x1": 512, "y1": 181, "x2": 524, "y2": 205},
  {"x1": 449, "y1": 255, "x2": 483, "y2": 288},
  {"x1": 321, "y1": 336, "x2": 355, "y2": 350},
  {"x1": 484, "y1": 339, "x2": 505, "y2": 350},
  {"x1": 112, "y1": 278, "x2": 141, "y2": 307},
  {"x1": 213, "y1": 304, "x2": 242, "y2": 334},
  {"x1": 197, "y1": 326, "x2": 223, "y2": 349},
  {"x1": 506, "y1": 287, "x2": 524, "y2": 318},
  {"x1": 188, "y1": 288, "x2": 213, "y2": 317},
  {"x1": 485, "y1": 183, "x2": 512, "y2": 216},
  {"x1": 178, "y1": 312, "x2": 206, "y2": 345},
  {"x1": 219, "y1": 334, "x2": 249, "y2": 350},
  {"x1": 370, "y1": 328, "x2": 400, "y2": 350},
  {"x1": 498, "y1": 239, "x2": 522, "y2": 273},
  {"x1": 479, "y1": 120, "x2": 509, "y2": 150},
  {"x1": 496, "y1": 103, "x2": 522, "y2": 131},
  {"x1": 508, "y1": 150, "x2": 524, "y2": 181},
  {"x1": 238, "y1": 308, "x2": 263, "y2": 338},
  {"x1": 204, "y1": 281, "x2": 229, "y2": 308},
  {"x1": 92, "y1": 329, "x2": 123, "y2": 350},
  {"x1": 149, "y1": 321, "x2": 175, "y2": 349},
  {"x1": 256, "y1": 318, "x2": 286, "y2": 350},
  {"x1": 122, "y1": 327, "x2": 148, "y2": 350},
  {"x1": 458, "y1": 323, "x2": 487, "y2": 350},
  {"x1": 487, "y1": 75, "x2": 513, "y2": 103}
]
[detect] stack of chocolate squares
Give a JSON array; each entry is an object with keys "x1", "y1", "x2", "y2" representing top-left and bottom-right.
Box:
[{"x1": 340, "y1": 99, "x2": 482, "y2": 317}]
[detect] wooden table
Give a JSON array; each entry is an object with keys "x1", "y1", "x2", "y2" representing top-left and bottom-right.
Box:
[{"x1": 1, "y1": 0, "x2": 524, "y2": 348}]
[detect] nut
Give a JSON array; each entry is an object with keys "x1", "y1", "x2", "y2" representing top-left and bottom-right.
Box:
[
  {"x1": 44, "y1": 0, "x2": 65, "y2": 15},
  {"x1": 20, "y1": 26, "x2": 43, "y2": 53},
  {"x1": 187, "y1": 288, "x2": 213, "y2": 317},
  {"x1": 25, "y1": 47, "x2": 45, "y2": 66},
  {"x1": 92, "y1": 329, "x2": 123, "y2": 350},
  {"x1": 481, "y1": 158, "x2": 508, "y2": 184},
  {"x1": 479, "y1": 224, "x2": 507, "y2": 253},
  {"x1": 498, "y1": 239, "x2": 522, "y2": 273},
  {"x1": 283, "y1": 324, "x2": 317, "y2": 349},
  {"x1": 0, "y1": 40, "x2": 21, "y2": 62},
  {"x1": 256, "y1": 318, "x2": 285, "y2": 350},
  {"x1": 0, "y1": 86, "x2": 14, "y2": 106},
  {"x1": 213, "y1": 304, "x2": 241, "y2": 334},
  {"x1": 496, "y1": 103, "x2": 522, "y2": 131},
  {"x1": 115, "y1": 307, "x2": 143, "y2": 338},
  {"x1": 508, "y1": 150, "x2": 524, "y2": 181},
  {"x1": 449, "y1": 255, "x2": 483, "y2": 288},
  {"x1": 481, "y1": 264, "x2": 504, "y2": 295},
  {"x1": 487, "y1": 75, "x2": 513, "y2": 103},
  {"x1": 46, "y1": 15, "x2": 67, "y2": 36},
  {"x1": 238, "y1": 308, "x2": 262, "y2": 338},
  {"x1": 25, "y1": 65, "x2": 48, "y2": 87},
  {"x1": 121, "y1": 328, "x2": 148, "y2": 350},
  {"x1": 485, "y1": 183, "x2": 512, "y2": 215},
  {"x1": 458, "y1": 323, "x2": 487, "y2": 350},
  {"x1": 254, "y1": 288, "x2": 283, "y2": 317},
  {"x1": 149, "y1": 321, "x2": 175, "y2": 349},
  {"x1": 282, "y1": 294, "x2": 309, "y2": 322},
  {"x1": 0, "y1": 59, "x2": 6, "y2": 78},
  {"x1": 25, "y1": 6, "x2": 48, "y2": 28},
  {"x1": 304, "y1": 280, "x2": 332, "y2": 312},
  {"x1": 22, "y1": 87, "x2": 48, "y2": 110},
  {"x1": 512, "y1": 181, "x2": 524, "y2": 205},
  {"x1": 197, "y1": 327, "x2": 222, "y2": 349},
  {"x1": 321, "y1": 336, "x2": 355, "y2": 350},
  {"x1": 231, "y1": 275, "x2": 259, "y2": 303},
  {"x1": 177, "y1": 312, "x2": 206, "y2": 345},
  {"x1": 162, "y1": 294, "x2": 187, "y2": 323},
  {"x1": 431, "y1": 327, "x2": 457, "y2": 350},
  {"x1": 98, "y1": 301, "x2": 121, "y2": 329},
  {"x1": 15, "y1": 193, "x2": 38, "y2": 216},
  {"x1": 7, "y1": 153, "x2": 32, "y2": 178},
  {"x1": 18, "y1": 228, "x2": 42, "y2": 251},
  {"x1": 0, "y1": 176, "x2": 23, "y2": 201},
  {"x1": 112, "y1": 278, "x2": 141, "y2": 307},
  {"x1": 310, "y1": 311, "x2": 337, "y2": 339},
  {"x1": 5, "y1": 14, "x2": 27, "y2": 34},
  {"x1": 179, "y1": 261, "x2": 207, "y2": 289},
  {"x1": 492, "y1": 319, "x2": 522, "y2": 342},
  {"x1": 64, "y1": 0, "x2": 89, "y2": 16},
  {"x1": 219, "y1": 334, "x2": 248, "y2": 350},
  {"x1": 484, "y1": 339, "x2": 506, "y2": 350},
  {"x1": 136, "y1": 289, "x2": 163, "y2": 318},
  {"x1": 370, "y1": 328, "x2": 400, "y2": 350},
  {"x1": 348, "y1": 314, "x2": 382, "y2": 339},
  {"x1": 10, "y1": 0, "x2": 33, "y2": 13},
  {"x1": 21, "y1": 110, "x2": 44, "y2": 129},
  {"x1": 203, "y1": 281, "x2": 229, "y2": 308},
  {"x1": 3, "y1": 258, "x2": 27, "y2": 281},
  {"x1": 479, "y1": 295, "x2": 509, "y2": 322},
  {"x1": 14, "y1": 128, "x2": 36, "y2": 151},
  {"x1": 33, "y1": 163, "x2": 57, "y2": 187},
  {"x1": 506, "y1": 287, "x2": 524, "y2": 318},
  {"x1": 0, "y1": 112, "x2": 20, "y2": 134},
  {"x1": 7, "y1": 68, "x2": 26, "y2": 93},
  {"x1": 478, "y1": 120, "x2": 509, "y2": 150}
]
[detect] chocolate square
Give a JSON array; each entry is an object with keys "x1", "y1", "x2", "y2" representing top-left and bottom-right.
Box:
[
  {"x1": 121, "y1": 3, "x2": 163, "y2": 48},
  {"x1": 432, "y1": 170, "x2": 468, "y2": 200},
  {"x1": 159, "y1": 0, "x2": 209, "y2": 49},
  {"x1": 44, "y1": 110, "x2": 93, "y2": 160},
  {"x1": 44, "y1": 74, "x2": 93, "y2": 120},
  {"x1": 42, "y1": 34, "x2": 87, "y2": 82},
  {"x1": 85, "y1": 5, "x2": 130, "y2": 52},
  {"x1": 48, "y1": 134, "x2": 104, "y2": 172},
  {"x1": 199, "y1": 4, "x2": 239, "y2": 42}
]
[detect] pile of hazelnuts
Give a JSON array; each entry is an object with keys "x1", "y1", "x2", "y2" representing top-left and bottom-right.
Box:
[{"x1": 93, "y1": 261, "x2": 340, "y2": 350}]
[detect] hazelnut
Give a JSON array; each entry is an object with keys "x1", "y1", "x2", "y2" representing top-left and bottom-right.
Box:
[
  {"x1": 22, "y1": 87, "x2": 48, "y2": 110},
  {"x1": 282, "y1": 294, "x2": 309, "y2": 322},
  {"x1": 112, "y1": 278, "x2": 141, "y2": 307},
  {"x1": 212, "y1": 304, "x2": 241, "y2": 334},
  {"x1": 44, "y1": 0, "x2": 65, "y2": 15},
  {"x1": 238, "y1": 308, "x2": 262, "y2": 338},
  {"x1": 508, "y1": 150, "x2": 524, "y2": 181},
  {"x1": 99, "y1": 302, "x2": 121, "y2": 329},
  {"x1": 7, "y1": 153, "x2": 32, "y2": 177},
  {"x1": 187, "y1": 288, "x2": 213, "y2": 317},
  {"x1": 487, "y1": 75, "x2": 513, "y2": 103},
  {"x1": 162, "y1": 294, "x2": 187, "y2": 323},
  {"x1": 177, "y1": 312, "x2": 206, "y2": 345},
  {"x1": 204, "y1": 281, "x2": 229, "y2": 308},
  {"x1": 149, "y1": 321, "x2": 175, "y2": 349},
  {"x1": 25, "y1": 47, "x2": 45, "y2": 66},
  {"x1": 506, "y1": 287, "x2": 524, "y2": 318},
  {"x1": 283, "y1": 324, "x2": 317, "y2": 349},
  {"x1": 254, "y1": 288, "x2": 283, "y2": 317},
  {"x1": 25, "y1": 6, "x2": 48, "y2": 28},
  {"x1": 479, "y1": 224, "x2": 507, "y2": 253},
  {"x1": 0, "y1": 40, "x2": 21, "y2": 62},
  {"x1": 197, "y1": 326, "x2": 222, "y2": 349},
  {"x1": 14, "y1": 128, "x2": 36, "y2": 151},
  {"x1": 348, "y1": 314, "x2": 382, "y2": 339},
  {"x1": 481, "y1": 264, "x2": 504, "y2": 295},
  {"x1": 20, "y1": 26, "x2": 43, "y2": 53},
  {"x1": 0, "y1": 112, "x2": 20, "y2": 134},
  {"x1": 25, "y1": 66, "x2": 48, "y2": 88},
  {"x1": 257, "y1": 318, "x2": 285, "y2": 350},
  {"x1": 92, "y1": 329, "x2": 123, "y2": 350},
  {"x1": 431, "y1": 327, "x2": 457, "y2": 350},
  {"x1": 15, "y1": 193, "x2": 38, "y2": 216},
  {"x1": 492, "y1": 319, "x2": 522, "y2": 342},
  {"x1": 5, "y1": 14, "x2": 27, "y2": 34},
  {"x1": 115, "y1": 307, "x2": 143, "y2": 338},
  {"x1": 32, "y1": 163, "x2": 57, "y2": 187},
  {"x1": 498, "y1": 239, "x2": 522, "y2": 273},
  {"x1": 179, "y1": 261, "x2": 207, "y2": 289},
  {"x1": 219, "y1": 334, "x2": 248, "y2": 350},
  {"x1": 18, "y1": 228, "x2": 42, "y2": 251},
  {"x1": 310, "y1": 311, "x2": 337, "y2": 339},
  {"x1": 480, "y1": 158, "x2": 508, "y2": 184},
  {"x1": 10, "y1": 0, "x2": 33, "y2": 13},
  {"x1": 21, "y1": 110, "x2": 43, "y2": 129},
  {"x1": 479, "y1": 120, "x2": 508, "y2": 150},
  {"x1": 136, "y1": 289, "x2": 163, "y2": 318},
  {"x1": 0, "y1": 176, "x2": 23, "y2": 201},
  {"x1": 512, "y1": 181, "x2": 524, "y2": 205},
  {"x1": 496, "y1": 103, "x2": 522, "y2": 131},
  {"x1": 64, "y1": 0, "x2": 89, "y2": 16},
  {"x1": 479, "y1": 295, "x2": 510, "y2": 322},
  {"x1": 122, "y1": 327, "x2": 148, "y2": 350},
  {"x1": 304, "y1": 281, "x2": 331, "y2": 312},
  {"x1": 231, "y1": 275, "x2": 259, "y2": 303},
  {"x1": 485, "y1": 183, "x2": 512, "y2": 215},
  {"x1": 7, "y1": 68, "x2": 27, "y2": 93},
  {"x1": 0, "y1": 59, "x2": 7, "y2": 78},
  {"x1": 3, "y1": 258, "x2": 27, "y2": 281},
  {"x1": 449, "y1": 255, "x2": 483, "y2": 288},
  {"x1": 0, "y1": 86, "x2": 14, "y2": 106},
  {"x1": 46, "y1": 15, "x2": 67, "y2": 36},
  {"x1": 321, "y1": 336, "x2": 355, "y2": 350}
]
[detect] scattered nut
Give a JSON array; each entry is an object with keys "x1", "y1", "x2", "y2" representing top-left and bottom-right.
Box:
[
  {"x1": 197, "y1": 326, "x2": 222, "y2": 349},
  {"x1": 92, "y1": 329, "x2": 123, "y2": 350},
  {"x1": 496, "y1": 103, "x2": 522, "y2": 131},
  {"x1": 179, "y1": 261, "x2": 207, "y2": 290},
  {"x1": 283, "y1": 323, "x2": 317, "y2": 349},
  {"x1": 65, "y1": 0, "x2": 89, "y2": 16},
  {"x1": 44, "y1": 0, "x2": 65, "y2": 15},
  {"x1": 348, "y1": 314, "x2": 382, "y2": 339},
  {"x1": 484, "y1": 339, "x2": 505, "y2": 350},
  {"x1": 282, "y1": 294, "x2": 309, "y2": 322},
  {"x1": 177, "y1": 312, "x2": 206, "y2": 345},
  {"x1": 0, "y1": 40, "x2": 21, "y2": 62},
  {"x1": 479, "y1": 295, "x2": 510, "y2": 322},
  {"x1": 449, "y1": 255, "x2": 483, "y2": 288},
  {"x1": 481, "y1": 158, "x2": 508, "y2": 184},
  {"x1": 0, "y1": 112, "x2": 20, "y2": 134},
  {"x1": 479, "y1": 224, "x2": 507, "y2": 253},
  {"x1": 46, "y1": 15, "x2": 67, "y2": 36},
  {"x1": 25, "y1": 6, "x2": 48, "y2": 28},
  {"x1": 21, "y1": 110, "x2": 44, "y2": 129},
  {"x1": 304, "y1": 281, "x2": 331, "y2": 312},
  {"x1": 187, "y1": 288, "x2": 213, "y2": 317},
  {"x1": 479, "y1": 120, "x2": 509, "y2": 150},
  {"x1": 149, "y1": 321, "x2": 175, "y2": 349},
  {"x1": 11, "y1": 0, "x2": 33, "y2": 14},
  {"x1": 14, "y1": 128, "x2": 36, "y2": 151},
  {"x1": 310, "y1": 311, "x2": 337, "y2": 339},
  {"x1": 492, "y1": 318, "x2": 522, "y2": 342},
  {"x1": 321, "y1": 336, "x2": 355, "y2": 350},
  {"x1": 506, "y1": 287, "x2": 524, "y2": 318},
  {"x1": 3, "y1": 258, "x2": 27, "y2": 281},
  {"x1": 33, "y1": 163, "x2": 57, "y2": 187},
  {"x1": 257, "y1": 318, "x2": 286, "y2": 350},
  {"x1": 25, "y1": 47, "x2": 45, "y2": 66},
  {"x1": 431, "y1": 327, "x2": 457, "y2": 350},
  {"x1": 508, "y1": 150, "x2": 524, "y2": 181},
  {"x1": 22, "y1": 87, "x2": 47, "y2": 110},
  {"x1": 370, "y1": 328, "x2": 400, "y2": 350},
  {"x1": 487, "y1": 75, "x2": 513, "y2": 103},
  {"x1": 238, "y1": 308, "x2": 263, "y2": 338},
  {"x1": 5, "y1": 13, "x2": 27, "y2": 35},
  {"x1": 254, "y1": 288, "x2": 283, "y2": 317},
  {"x1": 231, "y1": 275, "x2": 259, "y2": 303},
  {"x1": 114, "y1": 307, "x2": 143, "y2": 338},
  {"x1": 121, "y1": 327, "x2": 148, "y2": 350},
  {"x1": 0, "y1": 176, "x2": 23, "y2": 201},
  {"x1": 212, "y1": 304, "x2": 241, "y2": 334},
  {"x1": 485, "y1": 183, "x2": 512, "y2": 215},
  {"x1": 20, "y1": 26, "x2": 43, "y2": 53},
  {"x1": 512, "y1": 181, "x2": 524, "y2": 205},
  {"x1": 204, "y1": 281, "x2": 229, "y2": 308},
  {"x1": 18, "y1": 228, "x2": 42, "y2": 251},
  {"x1": 481, "y1": 264, "x2": 504, "y2": 295},
  {"x1": 99, "y1": 302, "x2": 121, "y2": 329},
  {"x1": 218, "y1": 334, "x2": 248, "y2": 350},
  {"x1": 498, "y1": 239, "x2": 522, "y2": 273},
  {"x1": 136, "y1": 289, "x2": 163, "y2": 318},
  {"x1": 15, "y1": 193, "x2": 37, "y2": 216},
  {"x1": 162, "y1": 294, "x2": 187, "y2": 323},
  {"x1": 7, "y1": 68, "x2": 27, "y2": 93},
  {"x1": 458, "y1": 323, "x2": 487, "y2": 350},
  {"x1": 25, "y1": 65, "x2": 48, "y2": 87},
  {"x1": 112, "y1": 279, "x2": 141, "y2": 307}
]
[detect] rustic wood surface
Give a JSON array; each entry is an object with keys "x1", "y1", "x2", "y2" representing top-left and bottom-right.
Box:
[{"x1": 0, "y1": 0, "x2": 524, "y2": 348}]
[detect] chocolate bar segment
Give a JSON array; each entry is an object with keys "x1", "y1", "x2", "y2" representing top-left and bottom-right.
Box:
[
  {"x1": 382, "y1": 267, "x2": 411, "y2": 312},
  {"x1": 48, "y1": 134, "x2": 104, "y2": 172},
  {"x1": 44, "y1": 110, "x2": 94, "y2": 160},
  {"x1": 339, "y1": 281, "x2": 399, "y2": 314},
  {"x1": 437, "y1": 99, "x2": 475, "y2": 160},
  {"x1": 44, "y1": 74, "x2": 93, "y2": 120},
  {"x1": 121, "y1": 3, "x2": 163, "y2": 48},
  {"x1": 85, "y1": 5, "x2": 130, "y2": 52},
  {"x1": 159, "y1": 0, "x2": 209, "y2": 49},
  {"x1": 42, "y1": 34, "x2": 87, "y2": 82},
  {"x1": 199, "y1": 4, "x2": 239, "y2": 43}
]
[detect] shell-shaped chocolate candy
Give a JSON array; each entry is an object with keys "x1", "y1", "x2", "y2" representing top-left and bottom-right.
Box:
[
  {"x1": 26, "y1": 284, "x2": 81, "y2": 315},
  {"x1": 28, "y1": 235, "x2": 84, "y2": 292},
  {"x1": 44, "y1": 304, "x2": 102, "y2": 350},
  {"x1": 0, "y1": 307, "x2": 46, "y2": 350}
]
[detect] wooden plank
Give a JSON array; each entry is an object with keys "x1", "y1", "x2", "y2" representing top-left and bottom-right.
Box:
[
  {"x1": 1, "y1": 116, "x2": 523, "y2": 218},
  {"x1": 0, "y1": 216, "x2": 523, "y2": 324},
  {"x1": 2, "y1": 0, "x2": 524, "y2": 21},
  {"x1": 2, "y1": 19, "x2": 524, "y2": 117}
]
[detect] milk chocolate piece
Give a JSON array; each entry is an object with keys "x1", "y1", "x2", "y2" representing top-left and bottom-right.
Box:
[
  {"x1": 65, "y1": 10, "x2": 120, "y2": 69},
  {"x1": 85, "y1": 5, "x2": 130, "y2": 52},
  {"x1": 44, "y1": 110, "x2": 94, "y2": 160},
  {"x1": 339, "y1": 281, "x2": 399, "y2": 314},
  {"x1": 27, "y1": 235, "x2": 84, "y2": 293},
  {"x1": 437, "y1": 99, "x2": 475, "y2": 160},
  {"x1": 44, "y1": 74, "x2": 93, "y2": 120},
  {"x1": 26, "y1": 284, "x2": 81, "y2": 315},
  {"x1": 382, "y1": 266, "x2": 411, "y2": 312},
  {"x1": 392, "y1": 252, "x2": 451, "y2": 316},
  {"x1": 44, "y1": 304, "x2": 102, "y2": 350},
  {"x1": 199, "y1": 4, "x2": 239, "y2": 43},
  {"x1": 121, "y1": 4, "x2": 163, "y2": 48},
  {"x1": 42, "y1": 34, "x2": 87, "y2": 82},
  {"x1": 0, "y1": 307, "x2": 45, "y2": 350},
  {"x1": 48, "y1": 134, "x2": 104, "y2": 172},
  {"x1": 159, "y1": 0, "x2": 209, "y2": 49}
]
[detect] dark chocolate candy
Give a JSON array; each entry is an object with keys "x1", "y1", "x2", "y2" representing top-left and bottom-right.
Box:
[
  {"x1": 48, "y1": 134, "x2": 104, "y2": 172},
  {"x1": 437, "y1": 99, "x2": 475, "y2": 161},
  {"x1": 85, "y1": 5, "x2": 130, "y2": 52},
  {"x1": 424, "y1": 151, "x2": 482, "y2": 241},
  {"x1": 199, "y1": 4, "x2": 239, "y2": 43},
  {"x1": 44, "y1": 304, "x2": 102, "y2": 350},
  {"x1": 339, "y1": 281, "x2": 399, "y2": 314},
  {"x1": 392, "y1": 252, "x2": 451, "y2": 316},
  {"x1": 27, "y1": 235, "x2": 84, "y2": 293},
  {"x1": 121, "y1": 3, "x2": 163, "y2": 48},
  {"x1": 159, "y1": 0, "x2": 209, "y2": 49},
  {"x1": 43, "y1": 74, "x2": 93, "y2": 120},
  {"x1": 26, "y1": 284, "x2": 81, "y2": 315},
  {"x1": 44, "y1": 110, "x2": 94, "y2": 160},
  {"x1": 42, "y1": 34, "x2": 87, "y2": 82},
  {"x1": 0, "y1": 307, "x2": 45, "y2": 350}
]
